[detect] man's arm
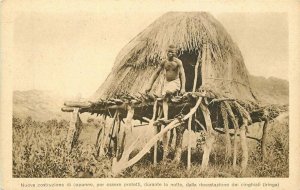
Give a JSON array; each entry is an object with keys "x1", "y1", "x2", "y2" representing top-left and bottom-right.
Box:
[
  {"x1": 145, "y1": 61, "x2": 164, "y2": 93},
  {"x1": 178, "y1": 60, "x2": 186, "y2": 93}
]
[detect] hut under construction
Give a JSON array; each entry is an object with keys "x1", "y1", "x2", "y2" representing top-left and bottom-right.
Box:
[{"x1": 62, "y1": 12, "x2": 285, "y2": 175}]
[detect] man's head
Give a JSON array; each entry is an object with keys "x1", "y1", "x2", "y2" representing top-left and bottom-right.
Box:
[{"x1": 167, "y1": 45, "x2": 177, "y2": 60}]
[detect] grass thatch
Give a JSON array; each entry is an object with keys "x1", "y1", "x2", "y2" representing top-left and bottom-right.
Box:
[{"x1": 92, "y1": 12, "x2": 255, "y2": 102}]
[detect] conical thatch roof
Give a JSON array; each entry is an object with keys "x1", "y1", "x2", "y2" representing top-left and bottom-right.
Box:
[{"x1": 91, "y1": 12, "x2": 256, "y2": 102}]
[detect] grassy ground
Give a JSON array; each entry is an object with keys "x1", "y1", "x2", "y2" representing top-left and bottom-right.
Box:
[{"x1": 12, "y1": 112, "x2": 289, "y2": 178}]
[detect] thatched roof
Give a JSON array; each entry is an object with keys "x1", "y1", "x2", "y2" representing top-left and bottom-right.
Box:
[{"x1": 91, "y1": 12, "x2": 256, "y2": 102}]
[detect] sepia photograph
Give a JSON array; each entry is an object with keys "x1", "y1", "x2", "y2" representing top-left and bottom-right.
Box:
[{"x1": 1, "y1": 0, "x2": 300, "y2": 189}]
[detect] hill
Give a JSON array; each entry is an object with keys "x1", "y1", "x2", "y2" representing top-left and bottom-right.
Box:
[
  {"x1": 13, "y1": 90, "x2": 69, "y2": 121},
  {"x1": 249, "y1": 75, "x2": 289, "y2": 105}
]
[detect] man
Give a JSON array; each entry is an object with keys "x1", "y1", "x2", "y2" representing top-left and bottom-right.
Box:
[
  {"x1": 145, "y1": 45, "x2": 186, "y2": 96},
  {"x1": 145, "y1": 45, "x2": 186, "y2": 160}
]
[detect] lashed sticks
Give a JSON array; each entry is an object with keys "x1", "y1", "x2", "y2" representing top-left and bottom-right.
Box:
[{"x1": 111, "y1": 96, "x2": 204, "y2": 175}]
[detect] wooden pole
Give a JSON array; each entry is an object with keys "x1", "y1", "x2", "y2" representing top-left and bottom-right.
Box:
[
  {"x1": 66, "y1": 108, "x2": 82, "y2": 154},
  {"x1": 100, "y1": 117, "x2": 110, "y2": 156},
  {"x1": 199, "y1": 103, "x2": 214, "y2": 169},
  {"x1": 233, "y1": 129, "x2": 238, "y2": 169},
  {"x1": 240, "y1": 121, "x2": 248, "y2": 172},
  {"x1": 187, "y1": 115, "x2": 193, "y2": 170},
  {"x1": 201, "y1": 43, "x2": 207, "y2": 85},
  {"x1": 261, "y1": 119, "x2": 269, "y2": 161},
  {"x1": 95, "y1": 116, "x2": 106, "y2": 157},
  {"x1": 192, "y1": 53, "x2": 201, "y2": 92},
  {"x1": 108, "y1": 111, "x2": 118, "y2": 157},
  {"x1": 150, "y1": 100, "x2": 158, "y2": 166},
  {"x1": 119, "y1": 129, "x2": 126, "y2": 160},
  {"x1": 162, "y1": 100, "x2": 169, "y2": 160},
  {"x1": 187, "y1": 48, "x2": 202, "y2": 170},
  {"x1": 168, "y1": 129, "x2": 174, "y2": 151},
  {"x1": 95, "y1": 127, "x2": 103, "y2": 157},
  {"x1": 115, "y1": 113, "x2": 122, "y2": 159},
  {"x1": 64, "y1": 101, "x2": 91, "y2": 108},
  {"x1": 223, "y1": 102, "x2": 239, "y2": 168},
  {"x1": 122, "y1": 106, "x2": 135, "y2": 161},
  {"x1": 221, "y1": 103, "x2": 232, "y2": 160}
]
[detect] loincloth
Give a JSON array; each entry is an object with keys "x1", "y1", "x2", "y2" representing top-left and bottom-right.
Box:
[{"x1": 161, "y1": 78, "x2": 180, "y2": 95}]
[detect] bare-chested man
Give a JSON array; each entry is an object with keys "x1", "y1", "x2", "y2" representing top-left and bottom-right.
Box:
[
  {"x1": 145, "y1": 45, "x2": 186, "y2": 96},
  {"x1": 145, "y1": 45, "x2": 186, "y2": 160}
]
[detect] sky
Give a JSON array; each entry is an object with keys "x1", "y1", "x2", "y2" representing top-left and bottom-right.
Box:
[{"x1": 11, "y1": 2, "x2": 288, "y2": 98}]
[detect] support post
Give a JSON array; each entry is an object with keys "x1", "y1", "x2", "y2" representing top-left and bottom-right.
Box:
[
  {"x1": 162, "y1": 100, "x2": 169, "y2": 160},
  {"x1": 168, "y1": 129, "x2": 174, "y2": 151},
  {"x1": 66, "y1": 108, "x2": 82, "y2": 154},
  {"x1": 119, "y1": 128, "x2": 126, "y2": 160},
  {"x1": 115, "y1": 113, "x2": 122, "y2": 159},
  {"x1": 187, "y1": 115, "x2": 192, "y2": 170},
  {"x1": 261, "y1": 119, "x2": 269, "y2": 161},
  {"x1": 108, "y1": 111, "x2": 118, "y2": 157},
  {"x1": 223, "y1": 102, "x2": 239, "y2": 168},
  {"x1": 174, "y1": 125, "x2": 184, "y2": 163},
  {"x1": 221, "y1": 103, "x2": 232, "y2": 160},
  {"x1": 201, "y1": 132, "x2": 214, "y2": 169},
  {"x1": 95, "y1": 127, "x2": 103, "y2": 156},
  {"x1": 199, "y1": 103, "x2": 214, "y2": 169},
  {"x1": 100, "y1": 117, "x2": 111, "y2": 156},
  {"x1": 187, "y1": 50, "x2": 202, "y2": 170},
  {"x1": 121, "y1": 106, "x2": 135, "y2": 161},
  {"x1": 150, "y1": 100, "x2": 158, "y2": 166},
  {"x1": 240, "y1": 121, "x2": 248, "y2": 172},
  {"x1": 96, "y1": 116, "x2": 107, "y2": 157},
  {"x1": 201, "y1": 43, "x2": 207, "y2": 85}
]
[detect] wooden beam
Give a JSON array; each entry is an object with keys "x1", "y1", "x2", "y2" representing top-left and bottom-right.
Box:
[
  {"x1": 61, "y1": 107, "x2": 75, "y2": 112},
  {"x1": 162, "y1": 99, "x2": 169, "y2": 161},
  {"x1": 95, "y1": 117, "x2": 109, "y2": 157},
  {"x1": 199, "y1": 103, "x2": 215, "y2": 169},
  {"x1": 201, "y1": 43, "x2": 207, "y2": 85},
  {"x1": 122, "y1": 106, "x2": 135, "y2": 161},
  {"x1": 187, "y1": 114, "x2": 192, "y2": 170},
  {"x1": 261, "y1": 119, "x2": 269, "y2": 161},
  {"x1": 95, "y1": 127, "x2": 103, "y2": 157},
  {"x1": 97, "y1": 116, "x2": 108, "y2": 157},
  {"x1": 187, "y1": 50, "x2": 202, "y2": 170},
  {"x1": 220, "y1": 103, "x2": 232, "y2": 159},
  {"x1": 151, "y1": 100, "x2": 159, "y2": 166},
  {"x1": 64, "y1": 101, "x2": 91, "y2": 108},
  {"x1": 199, "y1": 103, "x2": 214, "y2": 133},
  {"x1": 66, "y1": 108, "x2": 82, "y2": 154},
  {"x1": 223, "y1": 102, "x2": 239, "y2": 168},
  {"x1": 116, "y1": 112, "x2": 123, "y2": 160},
  {"x1": 192, "y1": 54, "x2": 201, "y2": 92},
  {"x1": 240, "y1": 120, "x2": 249, "y2": 173},
  {"x1": 108, "y1": 111, "x2": 118, "y2": 157}
]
